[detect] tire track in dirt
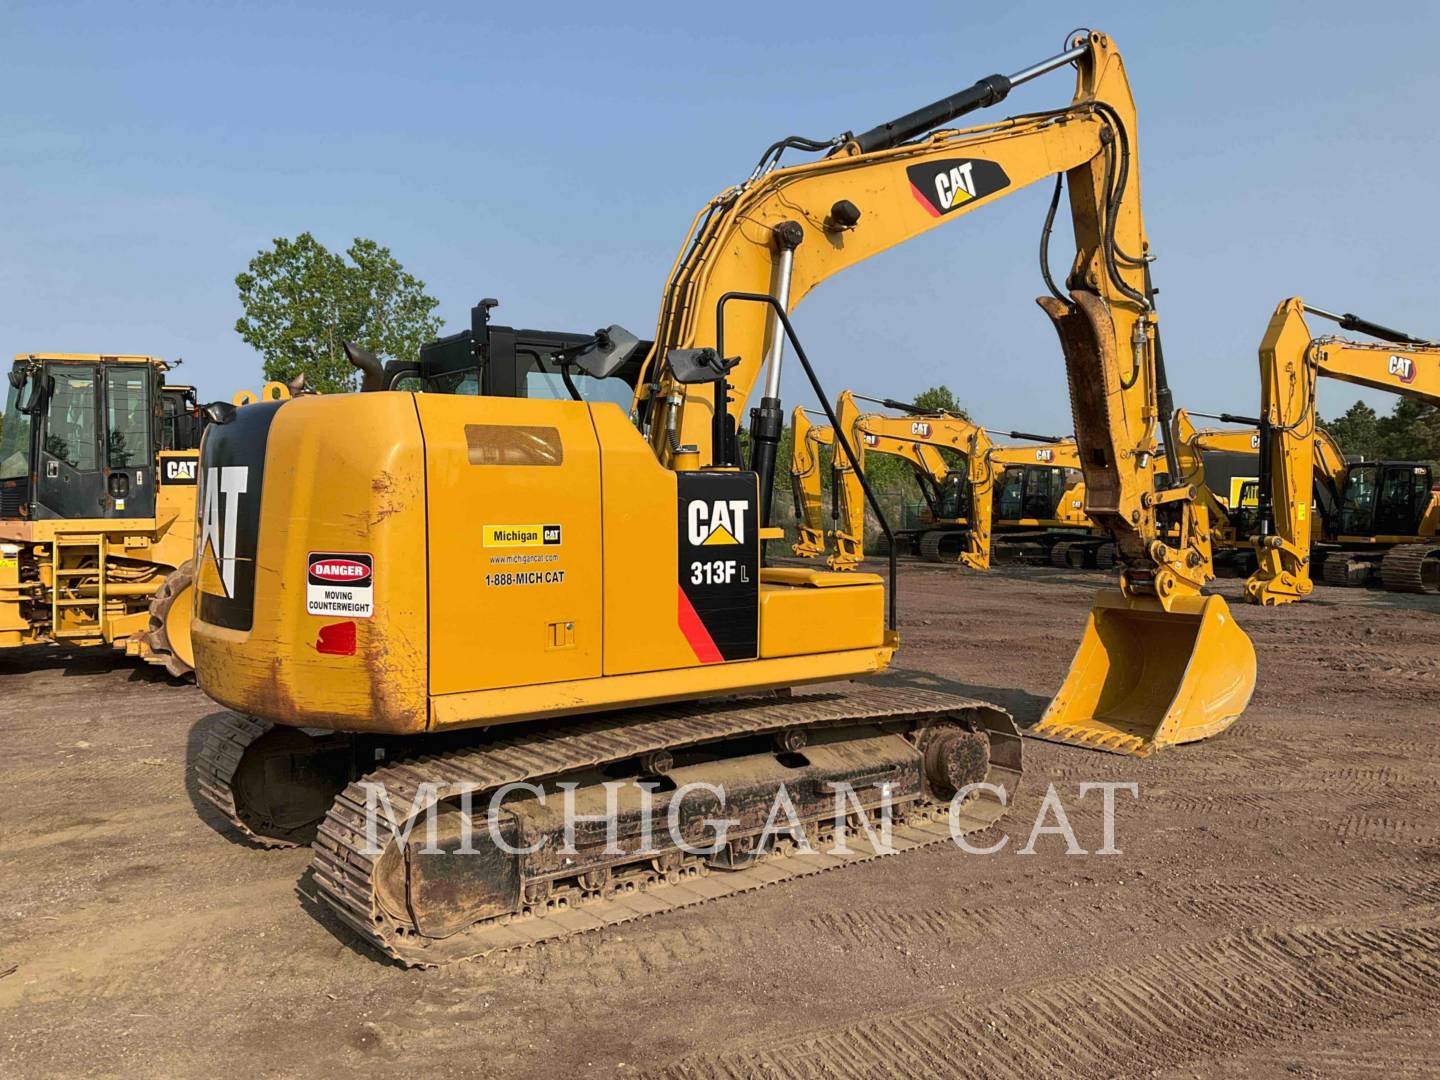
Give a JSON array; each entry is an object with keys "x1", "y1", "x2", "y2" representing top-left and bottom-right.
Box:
[
  {"x1": 1155, "y1": 1005, "x2": 1440, "y2": 1077},
  {"x1": 652, "y1": 910, "x2": 1440, "y2": 1078},
  {"x1": 1330, "y1": 815, "x2": 1440, "y2": 846}
]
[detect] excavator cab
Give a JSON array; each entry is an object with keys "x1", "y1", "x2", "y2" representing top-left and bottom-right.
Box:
[
  {"x1": 411, "y1": 299, "x2": 648, "y2": 406},
  {"x1": 1333, "y1": 462, "x2": 1432, "y2": 538}
]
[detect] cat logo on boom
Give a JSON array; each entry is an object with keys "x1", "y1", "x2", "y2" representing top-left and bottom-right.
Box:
[
  {"x1": 906, "y1": 158, "x2": 1011, "y2": 218},
  {"x1": 910, "y1": 421, "x2": 932, "y2": 437},
  {"x1": 687, "y1": 498, "x2": 748, "y2": 546},
  {"x1": 1389, "y1": 355, "x2": 1417, "y2": 384},
  {"x1": 1036, "y1": 449, "x2": 1055, "y2": 462}
]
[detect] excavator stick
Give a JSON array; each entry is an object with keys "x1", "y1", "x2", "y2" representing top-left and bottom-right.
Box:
[{"x1": 1034, "y1": 590, "x2": 1255, "y2": 756}]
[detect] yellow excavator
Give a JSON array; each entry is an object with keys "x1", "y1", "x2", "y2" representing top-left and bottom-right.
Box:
[
  {"x1": 1242, "y1": 298, "x2": 1440, "y2": 603},
  {"x1": 189, "y1": 29, "x2": 1255, "y2": 965},
  {"x1": 1172, "y1": 410, "x2": 1261, "y2": 575},
  {"x1": 788, "y1": 405, "x2": 839, "y2": 559},
  {"x1": 809, "y1": 391, "x2": 1096, "y2": 570},
  {"x1": 0, "y1": 353, "x2": 287, "y2": 675}
]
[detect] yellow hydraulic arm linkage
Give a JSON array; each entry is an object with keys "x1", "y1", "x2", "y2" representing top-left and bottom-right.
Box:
[
  {"x1": 1243, "y1": 298, "x2": 1440, "y2": 604},
  {"x1": 788, "y1": 405, "x2": 833, "y2": 559},
  {"x1": 634, "y1": 28, "x2": 1255, "y2": 754}
]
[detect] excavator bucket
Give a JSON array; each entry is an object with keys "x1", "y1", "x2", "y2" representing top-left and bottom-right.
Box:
[{"x1": 1033, "y1": 590, "x2": 1255, "y2": 756}]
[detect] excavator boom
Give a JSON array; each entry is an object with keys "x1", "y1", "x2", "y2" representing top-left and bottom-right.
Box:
[
  {"x1": 1245, "y1": 297, "x2": 1440, "y2": 604},
  {"x1": 625, "y1": 28, "x2": 1255, "y2": 754}
]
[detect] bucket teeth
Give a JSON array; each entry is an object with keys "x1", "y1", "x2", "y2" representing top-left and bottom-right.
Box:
[{"x1": 1033, "y1": 589, "x2": 1255, "y2": 758}]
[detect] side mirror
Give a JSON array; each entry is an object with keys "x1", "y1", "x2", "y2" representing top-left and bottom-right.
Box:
[
  {"x1": 573, "y1": 325, "x2": 642, "y2": 380},
  {"x1": 343, "y1": 341, "x2": 385, "y2": 393},
  {"x1": 666, "y1": 347, "x2": 740, "y2": 385},
  {"x1": 203, "y1": 401, "x2": 238, "y2": 425},
  {"x1": 17, "y1": 373, "x2": 52, "y2": 416},
  {"x1": 7, "y1": 368, "x2": 25, "y2": 390}
]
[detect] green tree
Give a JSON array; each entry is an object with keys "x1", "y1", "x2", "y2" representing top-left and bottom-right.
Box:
[
  {"x1": 1377, "y1": 397, "x2": 1440, "y2": 462},
  {"x1": 234, "y1": 233, "x2": 443, "y2": 393},
  {"x1": 1324, "y1": 400, "x2": 1381, "y2": 460},
  {"x1": 910, "y1": 384, "x2": 968, "y2": 418}
]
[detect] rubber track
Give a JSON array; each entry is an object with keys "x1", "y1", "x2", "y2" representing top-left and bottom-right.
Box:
[
  {"x1": 193, "y1": 712, "x2": 291, "y2": 849},
  {"x1": 310, "y1": 686, "x2": 1020, "y2": 967},
  {"x1": 1380, "y1": 543, "x2": 1440, "y2": 594},
  {"x1": 654, "y1": 911, "x2": 1440, "y2": 1078}
]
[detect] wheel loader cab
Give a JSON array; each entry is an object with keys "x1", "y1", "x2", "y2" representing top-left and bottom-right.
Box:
[{"x1": 1, "y1": 356, "x2": 170, "y2": 521}]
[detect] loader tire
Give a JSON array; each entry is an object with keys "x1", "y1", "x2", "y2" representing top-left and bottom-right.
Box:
[{"x1": 143, "y1": 561, "x2": 195, "y2": 679}]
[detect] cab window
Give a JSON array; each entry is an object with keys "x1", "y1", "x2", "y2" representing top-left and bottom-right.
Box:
[
  {"x1": 44, "y1": 365, "x2": 99, "y2": 471},
  {"x1": 106, "y1": 366, "x2": 152, "y2": 467}
]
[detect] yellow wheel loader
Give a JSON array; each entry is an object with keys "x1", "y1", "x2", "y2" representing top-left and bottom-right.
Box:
[
  {"x1": 1242, "y1": 298, "x2": 1440, "y2": 604},
  {"x1": 0, "y1": 353, "x2": 287, "y2": 676},
  {"x1": 189, "y1": 29, "x2": 1255, "y2": 965}
]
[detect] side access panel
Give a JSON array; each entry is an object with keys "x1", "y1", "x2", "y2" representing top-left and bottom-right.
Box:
[
  {"x1": 590, "y1": 405, "x2": 760, "y2": 675},
  {"x1": 420, "y1": 396, "x2": 603, "y2": 696}
]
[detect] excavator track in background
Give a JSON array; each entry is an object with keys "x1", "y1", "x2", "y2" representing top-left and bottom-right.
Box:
[
  {"x1": 1050, "y1": 541, "x2": 1083, "y2": 569},
  {"x1": 1380, "y1": 543, "x2": 1440, "y2": 594},
  {"x1": 918, "y1": 529, "x2": 968, "y2": 564},
  {"x1": 1322, "y1": 553, "x2": 1370, "y2": 588},
  {"x1": 308, "y1": 686, "x2": 1020, "y2": 967}
]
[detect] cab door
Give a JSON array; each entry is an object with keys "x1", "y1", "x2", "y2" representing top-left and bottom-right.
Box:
[
  {"x1": 1374, "y1": 464, "x2": 1431, "y2": 537},
  {"x1": 34, "y1": 362, "x2": 105, "y2": 520},
  {"x1": 101, "y1": 364, "x2": 157, "y2": 518},
  {"x1": 997, "y1": 466, "x2": 1026, "y2": 519}
]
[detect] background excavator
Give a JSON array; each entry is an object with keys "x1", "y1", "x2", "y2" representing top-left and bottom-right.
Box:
[
  {"x1": 1242, "y1": 298, "x2": 1439, "y2": 604},
  {"x1": 788, "y1": 406, "x2": 835, "y2": 558},
  {"x1": 188, "y1": 30, "x2": 1254, "y2": 965},
  {"x1": 0, "y1": 353, "x2": 287, "y2": 676},
  {"x1": 803, "y1": 391, "x2": 1095, "y2": 570},
  {"x1": 1171, "y1": 410, "x2": 1261, "y2": 576}
]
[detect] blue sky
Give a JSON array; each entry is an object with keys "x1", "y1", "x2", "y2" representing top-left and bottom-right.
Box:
[{"x1": 4, "y1": 0, "x2": 1438, "y2": 433}]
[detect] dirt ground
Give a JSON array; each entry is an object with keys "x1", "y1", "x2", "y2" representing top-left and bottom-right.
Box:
[{"x1": 2, "y1": 562, "x2": 1438, "y2": 1078}]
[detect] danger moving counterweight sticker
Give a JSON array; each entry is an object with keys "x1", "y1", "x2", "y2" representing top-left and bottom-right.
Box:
[{"x1": 307, "y1": 552, "x2": 374, "y2": 618}]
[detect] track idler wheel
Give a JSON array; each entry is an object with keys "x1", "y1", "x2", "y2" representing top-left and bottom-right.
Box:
[
  {"x1": 921, "y1": 723, "x2": 991, "y2": 801},
  {"x1": 142, "y1": 560, "x2": 195, "y2": 678}
]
